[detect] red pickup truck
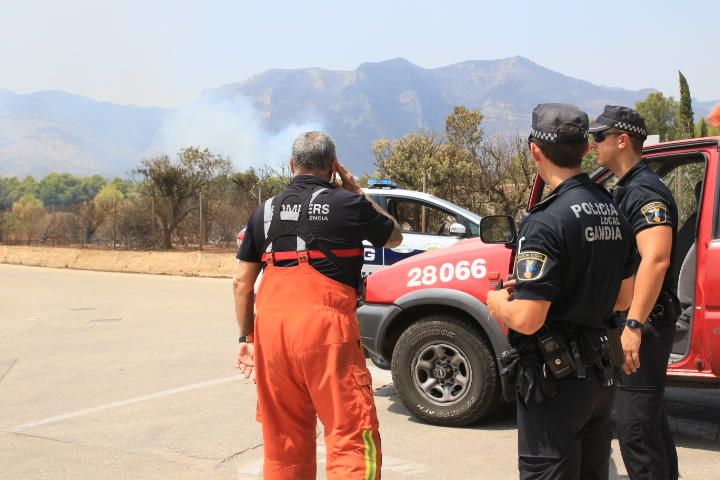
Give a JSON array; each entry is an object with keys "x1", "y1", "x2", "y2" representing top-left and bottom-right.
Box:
[{"x1": 359, "y1": 137, "x2": 720, "y2": 426}]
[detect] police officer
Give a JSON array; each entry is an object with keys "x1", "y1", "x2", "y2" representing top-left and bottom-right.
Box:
[
  {"x1": 590, "y1": 106, "x2": 680, "y2": 480},
  {"x1": 487, "y1": 103, "x2": 637, "y2": 480},
  {"x1": 232, "y1": 131, "x2": 402, "y2": 479}
]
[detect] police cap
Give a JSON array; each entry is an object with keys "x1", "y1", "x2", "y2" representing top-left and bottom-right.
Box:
[
  {"x1": 589, "y1": 105, "x2": 647, "y2": 139},
  {"x1": 529, "y1": 103, "x2": 589, "y2": 143}
]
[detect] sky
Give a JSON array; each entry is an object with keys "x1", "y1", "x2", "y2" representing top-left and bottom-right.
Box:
[{"x1": 1, "y1": 0, "x2": 718, "y2": 107}]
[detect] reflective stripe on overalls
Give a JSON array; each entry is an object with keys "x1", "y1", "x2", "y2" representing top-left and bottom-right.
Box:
[{"x1": 254, "y1": 186, "x2": 382, "y2": 480}]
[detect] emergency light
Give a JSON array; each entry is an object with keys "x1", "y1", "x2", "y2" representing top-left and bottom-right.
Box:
[{"x1": 367, "y1": 178, "x2": 398, "y2": 189}]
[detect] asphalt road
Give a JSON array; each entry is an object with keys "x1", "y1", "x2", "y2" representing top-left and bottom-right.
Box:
[{"x1": 1, "y1": 264, "x2": 719, "y2": 479}]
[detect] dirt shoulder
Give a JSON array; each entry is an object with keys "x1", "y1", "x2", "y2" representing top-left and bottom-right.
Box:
[{"x1": 0, "y1": 245, "x2": 237, "y2": 278}]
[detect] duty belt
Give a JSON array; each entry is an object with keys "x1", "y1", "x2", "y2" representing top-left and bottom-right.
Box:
[{"x1": 499, "y1": 326, "x2": 620, "y2": 404}]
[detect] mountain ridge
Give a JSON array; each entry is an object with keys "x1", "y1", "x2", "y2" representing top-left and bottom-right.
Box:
[{"x1": 1, "y1": 57, "x2": 717, "y2": 178}]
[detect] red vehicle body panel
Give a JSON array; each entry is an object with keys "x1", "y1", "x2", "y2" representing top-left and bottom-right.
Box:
[{"x1": 364, "y1": 137, "x2": 720, "y2": 386}]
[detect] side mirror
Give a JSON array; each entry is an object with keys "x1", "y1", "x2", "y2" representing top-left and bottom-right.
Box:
[
  {"x1": 449, "y1": 223, "x2": 466, "y2": 237},
  {"x1": 480, "y1": 215, "x2": 517, "y2": 244}
]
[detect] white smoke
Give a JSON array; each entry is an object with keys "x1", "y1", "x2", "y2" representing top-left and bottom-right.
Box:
[{"x1": 155, "y1": 93, "x2": 324, "y2": 170}]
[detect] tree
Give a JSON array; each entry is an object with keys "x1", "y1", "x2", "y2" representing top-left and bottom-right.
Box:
[
  {"x1": 135, "y1": 147, "x2": 231, "y2": 249},
  {"x1": 0, "y1": 177, "x2": 22, "y2": 209},
  {"x1": 478, "y1": 134, "x2": 535, "y2": 217},
  {"x1": 374, "y1": 105, "x2": 534, "y2": 217},
  {"x1": 12, "y1": 194, "x2": 45, "y2": 245},
  {"x1": 374, "y1": 131, "x2": 447, "y2": 194},
  {"x1": 698, "y1": 118, "x2": 708, "y2": 138},
  {"x1": 636, "y1": 92, "x2": 677, "y2": 142},
  {"x1": 677, "y1": 71, "x2": 695, "y2": 139},
  {"x1": 0, "y1": 210, "x2": 12, "y2": 242},
  {"x1": 80, "y1": 184, "x2": 125, "y2": 244},
  {"x1": 42, "y1": 211, "x2": 80, "y2": 246}
]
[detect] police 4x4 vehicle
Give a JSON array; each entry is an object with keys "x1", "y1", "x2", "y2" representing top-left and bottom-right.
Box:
[
  {"x1": 360, "y1": 179, "x2": 482, "y2": 276},
  {"x1": 359, "y1": 137, "x2": 720, "y2": 426}
]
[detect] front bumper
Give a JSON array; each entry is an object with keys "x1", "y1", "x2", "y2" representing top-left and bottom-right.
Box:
[{"x1": 358, "y1": 302, "x2": 401, "y2": 360}]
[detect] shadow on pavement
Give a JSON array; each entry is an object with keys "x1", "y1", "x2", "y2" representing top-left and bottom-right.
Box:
[
  {"x1": 379, "y1": 383, "x2": 720, "y2": 447},
  {"x1": 377, "y1": 383, "x2": 517, "y2": 430}
]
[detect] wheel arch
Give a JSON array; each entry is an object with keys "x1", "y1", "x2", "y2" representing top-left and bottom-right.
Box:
[{"x1": 380, "y1": 289, "x2": 508, "y2": 362}]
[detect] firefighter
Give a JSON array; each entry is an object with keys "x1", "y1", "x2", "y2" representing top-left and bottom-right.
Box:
[
  {"x1": 232, "y1": 131, "x2": 402, "y2": 479},
  {"x1": 591, "y1": 105, "x2": 680, "y2": 480},
  {"x1": 487, "y1": 103, "x2": 637, "y2": 480}
]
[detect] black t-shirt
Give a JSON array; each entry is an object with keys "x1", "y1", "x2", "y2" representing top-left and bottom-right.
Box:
[
  {"x1": 614, "y1": 161, "x2": 679, "y2": 301},
  {"x1": 513, "y1": 173, "x2": 637, "y2": 337},
  {"x1": 237, "y1": 175, "x2": 395, "y2": 287}
]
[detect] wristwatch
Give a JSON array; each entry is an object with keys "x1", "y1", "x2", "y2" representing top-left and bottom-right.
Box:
[
  {"x1": 238, "y1": 334, "x2": 254, "y2": 344},
  {"x1": 625, "y1": 319, "x2": 644, "y2": 330}
]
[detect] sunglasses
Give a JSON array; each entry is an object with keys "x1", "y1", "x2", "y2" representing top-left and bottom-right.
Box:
[{"x1": 592, "y1": 131, "x2": 622, "y2": 143}]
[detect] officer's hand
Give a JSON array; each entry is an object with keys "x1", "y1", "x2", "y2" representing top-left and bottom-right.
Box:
[
  {"x1": 487, "y1": 288, "x2": 511, "y2": 318},
  {"x1": 235, "y1": 342, "x2": 255, "y2": 380},
  {"x1": 336, "y1": 163, "x2": 362, "y2": 195},
  {"x1": 504, "y1": 279, "x2": 517, "y2": 294},
  {"x1": 621, "y1": 327, "x2": 642, "y2": 375}
]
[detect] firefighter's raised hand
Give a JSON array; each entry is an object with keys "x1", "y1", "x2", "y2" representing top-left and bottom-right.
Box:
[
  {"x1": 236, "y1": 342, "x2": 255, "y2": 380},
  {"x1": 336, "y1": 163, "x2": 362, "y2": 195}
]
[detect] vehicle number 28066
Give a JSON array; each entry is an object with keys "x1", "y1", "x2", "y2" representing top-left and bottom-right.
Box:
[{"x1": 407, "y1": 259, "x2": 487, "y2": 287}]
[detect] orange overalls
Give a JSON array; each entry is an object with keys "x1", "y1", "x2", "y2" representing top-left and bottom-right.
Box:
[{"x1": 254, "y1": 247, "x2": 382, "y2": 479}]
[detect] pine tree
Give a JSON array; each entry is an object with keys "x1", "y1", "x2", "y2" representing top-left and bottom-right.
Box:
[
  {"x1": 677, "y1": 71, "x2": 695, "y2": 139},
  {"x1": 699, "y1": 118, "x2": 708, "y2": 138}
]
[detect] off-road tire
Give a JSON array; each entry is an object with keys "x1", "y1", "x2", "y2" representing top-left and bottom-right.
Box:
[{"x1": 391, "y1": 314, "x2": 500, "y2": 426}]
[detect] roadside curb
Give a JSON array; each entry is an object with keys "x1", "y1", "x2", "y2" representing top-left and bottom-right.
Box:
[{"x1": 0, "y1": 245, "x2": 236, "y2": 278}]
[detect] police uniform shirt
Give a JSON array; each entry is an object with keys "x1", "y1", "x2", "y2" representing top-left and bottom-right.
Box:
[
  {"x1": 513, "y1": 173, "x2": 637, "y2": 331},
  {"x1": 237, "y1": 175, "x2": 395, "y2": 287},
  {"x1": 615, "y1": 161, "x2": 679, "y2": 299}
]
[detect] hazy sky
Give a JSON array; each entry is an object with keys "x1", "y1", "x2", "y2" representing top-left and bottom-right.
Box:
[{"x1": 2, "y1": 0, "x2": 718, "y2": 107}]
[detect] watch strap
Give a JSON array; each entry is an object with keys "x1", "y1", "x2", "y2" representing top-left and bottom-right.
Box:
[
  {"x1": 625, "y1": 319, "x2": 644, "y2": 330},
  {"x1": 238, "y1": 334, "x2": 255, "y2": 344}
]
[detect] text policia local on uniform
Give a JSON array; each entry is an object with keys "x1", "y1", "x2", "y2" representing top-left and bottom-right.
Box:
[{"x1": 569, "y1": 201, "x2": 624, "y2": 242}]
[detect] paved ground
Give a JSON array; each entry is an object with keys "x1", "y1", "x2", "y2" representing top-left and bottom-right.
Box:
[{"x1": 1, "y1": 264, "x2": 719, "y2": 479}]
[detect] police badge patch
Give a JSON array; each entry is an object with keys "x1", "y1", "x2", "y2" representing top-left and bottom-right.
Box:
[
  {"x1": 640, "y1": 201, "x2": 669, "y2": 225},
  {"x1": 515, "y1": 251, "x2": 547, "y2": 281}
]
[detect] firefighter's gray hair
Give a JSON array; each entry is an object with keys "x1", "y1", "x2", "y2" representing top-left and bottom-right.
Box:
[{"x1": 291, "y1": 131, "x2": 336, "y2": 172}]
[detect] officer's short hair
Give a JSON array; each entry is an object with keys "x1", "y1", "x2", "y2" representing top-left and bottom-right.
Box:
[
  {"x1": 292, "y1": 131, "x2": 336, "y2": 172},
  {"x1": 531, "y1": 124, "x2": 588, "y2": 168}
]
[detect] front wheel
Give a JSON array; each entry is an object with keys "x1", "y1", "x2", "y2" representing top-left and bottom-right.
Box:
[{"x1": 391, "y1": 314, "x2": 500, "y2": 426}]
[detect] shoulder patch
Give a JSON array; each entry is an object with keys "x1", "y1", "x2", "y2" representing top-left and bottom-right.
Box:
[
  {"x1": 515, "y1": 251, "x2": 547, "y2": 281},
  {"x1": 641, "y1": 201, "x2": 669, "y2": 225}
]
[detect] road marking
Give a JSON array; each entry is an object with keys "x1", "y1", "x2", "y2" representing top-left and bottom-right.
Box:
[
  {"x1": 0, "y1": 359, "x2": 18, "y2": 384},
  {"x1": 7, "y1": 375, "x2": 242, "y2": 433}
]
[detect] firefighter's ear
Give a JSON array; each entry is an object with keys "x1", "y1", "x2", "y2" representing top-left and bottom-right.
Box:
[{"x1": 290, "y1": 157, "x2": 296, "y2": 174}]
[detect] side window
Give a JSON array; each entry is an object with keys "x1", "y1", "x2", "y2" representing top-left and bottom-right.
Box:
[
  {"x1": 387, "y1": 198, "x2": 459, "y2": 236},
  {"x1": 461, "y1": 217, "x2": 480, "y2": 237},
  {"x1": 659, "y1": 162, "x2": 704, "y2": 229}
]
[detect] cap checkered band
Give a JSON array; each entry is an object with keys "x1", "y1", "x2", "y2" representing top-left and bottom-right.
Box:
[
  {"x1": 530, "y1": 128, "x2": 557, "y2": 142},
  {"x1": 614, "y1": 122, "x2": 646, "y2": 137}
]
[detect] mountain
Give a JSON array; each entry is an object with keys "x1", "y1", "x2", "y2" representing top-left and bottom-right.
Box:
[
  {"x1": 1, "y1": 57, "x2": 717, "y2": 178},
  {"x1": 0, "y1": 89, "x2": 165, "y2": 178}
]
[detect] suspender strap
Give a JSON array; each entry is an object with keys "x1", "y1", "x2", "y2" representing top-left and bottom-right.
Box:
[{"x1": 263, "y1": 196, "x2": 275, "y2": 253}]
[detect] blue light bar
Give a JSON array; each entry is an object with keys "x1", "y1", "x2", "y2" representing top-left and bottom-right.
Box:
[{"x1": 367, "y1": 178, "x2": 398, "y2": 189}]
